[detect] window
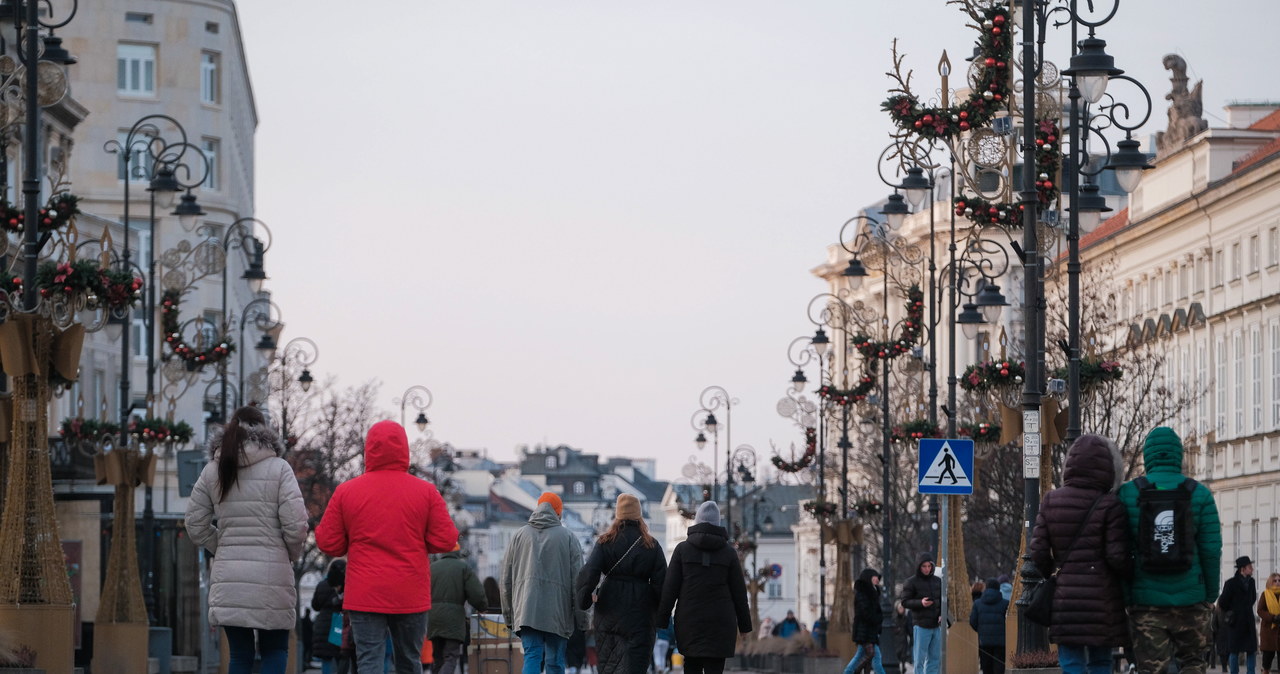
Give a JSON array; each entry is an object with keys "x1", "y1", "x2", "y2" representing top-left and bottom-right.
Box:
[
  {"x1": 1270, "y1": 227, "x2": 1279, "y2": 267},
  {"x1": 1179, "y1": 264, "x2": 1190, "y2": 299},
  {"x1": 573, "y1": 481, "x2": 585, "y2": 496},
  {"x1": 1164, "y1": 269, "x2": 1175, "y2": 306},
  {"x1": 1148, "y1": 275, "x2": 1158, "y2": 308},
  {"x1": 1273, "y1": 322, "x2": 1280, "y2": 427},
  {"x1": 1234, "y1": 331, "x2": 1245, "y2": 434},
  {"x1": 1217, "y1": 337, "x2": 1227, "y2": 433},
  {"x1": 205, "y1": 21, "x2": 220, "y2": 34},
  {"x1": 1214, "y1": 249, "x2": 1224, "y2": 286},
  {"x1": 116, "y1": 132, "x2": 158, "y2": 182},
  {"x1": 1138, "y1": 279, "x2": 1148, "y2": 313},
  {"x1": 1231, "y1": 242, "x2": 1242, "y2": 280},
  {"x1": 1253, "y1": 326, "x2": 1264, "y2": 431},
  {"x1": 1195, "y1": 256, "x2": 1205, "y2": 293},
  {"x1": 199, "y1": 309, "x2": 221, "y2": 348},
  {"x1": 125, "y1": 12, "x2": 153, "y2": 24},
  {"x1": 200, "y1": 51, "x2": 220, "y2": 104},
  {"x1": 201, "y1": 138, "x2": 220, "y2": 191},
  {"x1": 767, "y1": 580, "x2": 782, "y2": 599},
  {"x1": 544, "y1": 455, "x2": 556, "y2": 469},
  {"x1": 1250, "y1": 235, "x2": 1261, "y2": 274},
  {"x1": 131, "y1": 307, "x2": 146, "y2": 358},
  {"x1": 117, "y1": 43, "x2": 156, "y2": 96},
  {"x1": 1197, "y1": 340, "x2": 1208, "y2": 432}
]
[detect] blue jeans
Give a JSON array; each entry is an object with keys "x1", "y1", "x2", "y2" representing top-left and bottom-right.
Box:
[
  {"x1": 519, "y1": 628, "x2": 568, "y2": 674},
  {"x1": 224, "y1": 626, "x2": 289, "y2": 674},
  {"x1": 843, "y1": 644, "x2": 886, "y2": 674},
  {"x1": 348, "y1": 610, "x2": 428, "y2": 674},
  {"x1": 913, "y1": 626, "x2": 941, "y2": 674},
  {"x1": 1230, "y1": 650, "x2": 1258, "y2": 674},
  {"x1": 1058, "y1": 644, "x2": 1113, "y2": 674}
]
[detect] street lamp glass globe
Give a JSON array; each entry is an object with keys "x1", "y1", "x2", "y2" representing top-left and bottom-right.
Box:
[
  {"x1": 791, "y1": 368, "x2": 807, "y2": 393},
  {"x1": 811, "y1": 328, "x2": 830, "y2": 357},
  {"x1": 1076, "y1": 74, "x2": 1109, "y2": 105},
  {"x1": 763, "y1": 515, "x2": 775, "y2": 532},
  {"x1": 254, "y1": 334, "x2": 278, "y2": 361},
  {"x1": 695, "y1": 432, "x2": 707, "y2": 450},
  {"x1": 980, "y1": 302, "x2": 1002, "y2": 324},
  {"x1": 961, "y1": 320, "x2": 981, "y2": 340},
  {"x1": 1077, "y1": 209, "x2": 1102, "y2": 234},
  {"x1": 1116, "y1": 167, "x2": 1144, "y2": 194},
  {"x1": 704, "y1": 413, "x2": 718, "y2": 433},
  {"x1": 415, "y1": 412, "x2": 429, "y2": 433},
  {"x1": 298, "y1": 368, "x2": 314, "y2": 393}
]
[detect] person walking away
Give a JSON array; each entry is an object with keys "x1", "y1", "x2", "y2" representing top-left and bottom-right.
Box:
[
  {"x1": 1118, "y1": 426, "x2": 1223, "y2": 674},
  {"x1": 844, "y1": 568, "x2": 886, "y2": 674},
  {"x1": 899, "y1": 553, "x2": 944, "y2": 674},
  {"x1": 1220, "y1": 557, "x2": 1259, "y2": 674},
  {"x1": 1028, "y1": 434, "x2": 1132, "y2": 674},
  {"x1": 316, "y1": 420, "x2": 459, "y2": 674},
  {"x1": 654, "y1": 618, "x2": 674, "y2": 674},
  {"x1": 313, "y1": 560, "x2": 350, "y2": 674},
  {"x1": 998, "y1": 575, "x2": 1012, "y2": 603},
  {"x1": 657, "y1": 501, "x2": 751, "y2": 674},
  {"x1": 429, "y1": 544, "x2": 488, "y2": 674},
  {"x1": 502, "y1": 492, "x2": 585, "y2": 674},
  {"x1": 970, "y1": 577, "x2": 1009, "y2": 674},
  {"x1": 576, "y1": 494, "x2": 667, "y2": 674},
  {"x1": 772, "y1": 611, "x2": 801, "y2": 639},
  {"x1": 1257, "y1": 573, "x2": 1280, "y2": 674},
  {"x1": 185, "y1": 406, "x2": 308, "y2": 674}
]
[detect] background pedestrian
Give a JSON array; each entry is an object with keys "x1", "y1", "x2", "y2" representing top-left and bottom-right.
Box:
[
  {"x1": 502, "y1": 492, "x2": 584, "y2": 674},
  {"x1": 899, "y1": 553, "x2": 943, "y2": 674},
  {"x1": 316, "y1": 420, "x2": 459, "y2": 674},
  {"x1": 969, "y1": 577, "x2": 1008, "y2": 674},
  {"x1": 845, "y1": 568, "x2": 886, "y2": 674},
  {"x1": 185, "y1": 406, "x2": 308, "y2": 674},
  {"x1": 429, "y1": 544, "x2": 488, "y2": 674},
  {"x1": 576, "y1": 493, "x2": 667, "y2": 674},
  {"x1": 656, "y1": 501, "x2": 751, "y2": 674},
  {"x1": 1220, "y1": 556, "x2": 1259, "y2": 674},
  {"x1": 312, "y1": 559, "x2": 350, "y2": 674}
]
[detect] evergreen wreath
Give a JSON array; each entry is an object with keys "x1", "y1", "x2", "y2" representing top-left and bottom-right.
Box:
[
  {"x1": 1051, "y1": 357, "x2": 1124, "y2": 388},
  {"x1": 850, "y1": 285, "x2": 926, "y2": 362},
  {"x1": 129, "y1": 417, "x2": 195, "y2": 445},
  {"x1": 59, "y1": 418, "x2": 122, "y2": 443},
  {"x1": 953, "y1": 119, "x2": 1062, "y2": 227},
  {"x1": 891, "y1": 419, "x2": 940, "y2": 443},
  {"x1": 958, "y1": 421, "x2": 1001, "y2": 443},
  {"x1": 803, "y1": 499, "x2": 839, "y2": 518},
  {"x1": 772, "y1": 427, "x2": 818, "y2": 472},
  {"x1": 161, "y1": 288, "x2": 235, "y2": 367},
  {"x1": 0, "y1": 193, "x2": 81, "y2": 233},
  {"x1": 959, "y1": 359, "x2": 1025, "y2": 392}
]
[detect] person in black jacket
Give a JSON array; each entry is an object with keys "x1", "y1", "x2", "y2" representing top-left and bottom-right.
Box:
[
  {"x1": 1219, "y1": 556, "x2": 1258, "y2": 674},
  {"x1": 312, "y1": 559, "x2": 350, "y2": 674},
  {"x1": 576, "y1": 494, "x2": 667, "y2": 674},
  {"x1": 898, "y1": 553, "x2": 943, "y2": 674},
  {"x1": 844, "y1": 568, "x2": 885, "y2": 674},
  {"x1": 657, "y1": 501, "x2": 751, "y2": 674},
  {"x1": 969, "y1": 577, "x2": 1008, "y2": 674}
]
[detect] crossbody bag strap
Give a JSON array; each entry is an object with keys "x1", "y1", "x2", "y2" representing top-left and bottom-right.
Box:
[
  {"x1": 605, "y1": 534, "x2": 644, "y2": 577},
  {"x1": 1054, "y1": 494, "x2": 1104, "y2": 575}
]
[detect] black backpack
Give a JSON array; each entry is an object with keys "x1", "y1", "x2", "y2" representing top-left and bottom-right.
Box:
[{"x1": 1134, "y1": 476, "x2": 1199, "y2": 573}]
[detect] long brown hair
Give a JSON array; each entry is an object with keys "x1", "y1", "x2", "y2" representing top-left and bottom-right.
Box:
[
  {"x1": 597, "y1": 517, "x2": 656, "y2": 548},
  {"x1": 217, "y1": 405, "x2": 267, "y2": 502}
]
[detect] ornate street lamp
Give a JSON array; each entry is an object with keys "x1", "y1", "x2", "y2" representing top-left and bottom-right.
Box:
[{"x1": 394, "y1": 385, "x2": 434, "y2": 434}]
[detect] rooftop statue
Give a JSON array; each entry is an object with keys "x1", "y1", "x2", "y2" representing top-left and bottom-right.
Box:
[{"x1": 1155, "y1": 54, "x2": 1208, "y2": 158}]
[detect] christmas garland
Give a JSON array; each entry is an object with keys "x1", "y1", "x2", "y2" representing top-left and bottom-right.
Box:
[
  {"x1": 853, "y1": 500, "x2": 883, "y2": 516},
  {"x1": 0, "y1": 193, "x2": 81, "y2": 233},
  {"x1": 772, "y1": 427, "x2": 818, "y2": 472},
  {"x1": 803, "y1": 500, "x2": 839, "y2": 518},
  {"x1": 959, "y1": 360, "x2": 1025, "y2": 392},
  {"x1": 129, "y1": 417, "x2": 195, "y2": 445},
  {"x1": 953, "y1": 119, "x2": 1062, "y2": 227},
  {"x1": 891, "y1": 419, "x2": 940, "y2": 443},
  {"x1": 851, "y1": 285, "x2": 926, "y2": 362},
  {"x1": 4, "y1": 260, "x2": 144, "y2": 311},
  {"x1": 1051, "y1": 357, "x2": 1124, "y2": 388},
  {"x1": 882, "y1": 6, "x2": 1012, "y2": 140},
  {"x1": 816, "y1": 375, "x2": 876, "y2": 407},
  {"x1": 958, "y1": 421, "x2": 1001, "y2": 443},
  {"x1": 59, "y1": 418, "x2": 122, "y2": 443},
  {"x1": 161, "y1": 288, "x2": 235, "y2": 367}
]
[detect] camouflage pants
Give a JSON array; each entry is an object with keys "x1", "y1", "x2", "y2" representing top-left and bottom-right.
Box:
[{"x1": 1129, "y1": 603, "x2": 1213, "y2": 674}]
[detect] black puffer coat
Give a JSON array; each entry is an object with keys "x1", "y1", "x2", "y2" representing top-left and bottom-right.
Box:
[
  {"x1": 1218, "y1": 572, "x2": 1258, "y2": 653},
  {"x1": 968, "y1": 586, "x2": 1008, "y2": 647},
  {"x1": 899, "y1": 553, "x2": 943, "y2": 628},
  {"x1": 1029, "y1": 434, "x2": 1132, "y2": 647},
  {"x1": 657, "y1": 522, "x2": 752, "y2": 659},
  {"x1": 853, "y1": 568, "x2": 884, "y2": 644},
  {"x1": 310, "y1": 560, "x2": 346, "y2": 660},
  {"x1": 576, "y1": 521, "x2": 667, "y2": 674}
]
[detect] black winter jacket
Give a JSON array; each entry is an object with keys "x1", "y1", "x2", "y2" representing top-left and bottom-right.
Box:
[
  {"x1": 576, "y1": 521, "x2": 667, "y2": 635},
  {"x1": 969, "y1": 587, "x2": 1008, "y2": 646},
  {"x1": 1029, "y1": 434, "x2": 1132, "y2": 648},
  {"x1": 899, "y1": 553, "x2": 943, "y2": 628},
  {"x1": 853, "y1": 568, "x2": 884, "y2": 644},
  {"x1": 657, "y1": 522, "x2": 752, "y2": 658},
  {"x1": 1218, "y1": 572, "x2": 1258, "y2": 653},
  {"x1": 310, "y1": 579, "x2": 343, "y2": 659}
]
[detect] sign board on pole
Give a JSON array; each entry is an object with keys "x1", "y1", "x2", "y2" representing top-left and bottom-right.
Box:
[{"x1": 918, "y1": 438, "x2": 974, "y2": 495}]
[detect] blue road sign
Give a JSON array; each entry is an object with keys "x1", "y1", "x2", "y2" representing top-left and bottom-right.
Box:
[{"x1": 918, "y1": 438, "x2": 975, "y2": 495}]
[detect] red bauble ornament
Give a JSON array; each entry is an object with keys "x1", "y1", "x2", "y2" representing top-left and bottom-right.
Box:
[
  {"x1": 997, "y1": 61, "x2": 1006, "y2": 68},
  {"x1": 994, "y1": 94, "x2": 1003, "y2": 101},
  {"x1": 984, "y1": 57, "x2": 996, "y2": 67},
  {"x1": 992, "y1": 26, "x2": 1002, "y2": 35},
  {"x1": 993, "y1": 14, "x2": 1006, "y2": 25},
  {"x1": 914, "y1": 120, "x2": 923, "y2": 129},
  {"x1": 959, "y1": 121, "x2": 971, "y2": 131},
  {"x1": 959, "y1": 111, "x2": 969, "y2": 120},
  {"x1": 1047, "y1": 135, "x2": 1057, "y2": 143}
]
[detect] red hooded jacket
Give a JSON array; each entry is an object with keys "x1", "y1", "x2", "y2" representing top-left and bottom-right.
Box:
[{"x1": 316, "y1": 420, "x2": 458, "y2": 613}]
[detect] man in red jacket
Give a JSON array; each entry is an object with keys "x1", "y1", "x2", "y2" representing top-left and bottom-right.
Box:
[{"x1": 317, "y1": 420, "x2": 459, "y2": 674}]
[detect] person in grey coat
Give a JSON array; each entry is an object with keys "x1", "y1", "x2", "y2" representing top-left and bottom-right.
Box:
[
  {"x1": 502, "y1": 492, "x2": 584, "y2": 674},
  {"x1": 185, "y1": 406, "x2": 308, "y2": 674}
]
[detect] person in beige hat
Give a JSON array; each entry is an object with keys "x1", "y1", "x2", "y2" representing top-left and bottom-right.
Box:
[{"x1": 576, "y1": 494, "x2": 667, "y2": 674}]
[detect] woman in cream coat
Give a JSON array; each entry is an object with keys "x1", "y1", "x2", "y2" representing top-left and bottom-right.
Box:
[{"x1": 185, "y1": 405, "x2": 308, "y2": 674}]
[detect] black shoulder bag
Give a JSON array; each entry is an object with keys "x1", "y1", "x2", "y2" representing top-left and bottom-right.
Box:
[{"x1": 1025, "y1": 494, "x2": 1103, "y2": 626}]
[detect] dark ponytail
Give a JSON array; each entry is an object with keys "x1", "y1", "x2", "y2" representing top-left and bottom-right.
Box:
[{"x1": 217, "y1": 405, "x2": 267, "y2": 502}]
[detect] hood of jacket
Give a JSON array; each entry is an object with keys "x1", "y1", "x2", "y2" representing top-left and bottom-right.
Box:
[
  {"x1": 915, "y1": 552, "x2": 935, "y2": 577},
  {"x1": 1142, "y1": 426, "x2": 1184, "y2": 474},
  {"x1": 1063, "y1": 433, "x2": 1122, "y2": 492},
  {"x1": 528, "y1": 502, "x2": 562, "y2": 528},
  {"x1": 439, "y1": 550, "x2": 464, "y2": 561},
  {"x1": 855, "y1": 568, "x2": 881, "y2": 597},
  {"x1": 365, "y1": 420, "x2": 410, "y2": 473},
  {"x1": 208, "y1": 423, "x2": 285, "y2": 467},
  {"x1": 686, "y1": 521, "x2": 728, "y2": 551},
  {"x1": 979, "y1": 586, "x2": 1003, "y2": 604}
]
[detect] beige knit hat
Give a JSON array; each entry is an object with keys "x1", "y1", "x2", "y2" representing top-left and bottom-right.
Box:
[{"x1": 615, "y1": 493, "x2": 642, "y2": 521}]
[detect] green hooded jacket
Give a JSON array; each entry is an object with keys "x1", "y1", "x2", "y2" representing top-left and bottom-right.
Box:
[
  {"x1": 428, "y1": 550, "x2": 488, "y2": 642},
  {"x1": 1116, "y1": 427, "x2": 1222, "y2": 606},
  {"x1": 500, "y1": 502, "x2": 584, "y2": 639}
]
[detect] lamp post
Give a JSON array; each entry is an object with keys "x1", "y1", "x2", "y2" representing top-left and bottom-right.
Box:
[
  {"x1": 694, "y1": 386, "x2": 736, "y2": 528},
  {"x1": 394, "y1": 385, "x2": 434, "y2": 434},
  {"x1": 232, "y1": 297, "x2": 284, "y2": 415},
  {"x1": 213, "y1": 217, "x2": 272, "y2": 416},
  {"x1": 730, "y1": 444, "x2": 758, "y2": 541},
  {"x1": 273, "y1": 337, "x2": 319, "y2": 450}
]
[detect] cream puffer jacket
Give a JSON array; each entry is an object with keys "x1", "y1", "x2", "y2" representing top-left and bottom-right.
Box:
[{"x1": 185, "y1": 425, "x2": 308, "y2": 630}]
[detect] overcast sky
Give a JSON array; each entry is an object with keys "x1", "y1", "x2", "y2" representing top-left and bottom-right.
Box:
[{"x1": 236, "y1": 1, "x2": 1280, "y2": 482}]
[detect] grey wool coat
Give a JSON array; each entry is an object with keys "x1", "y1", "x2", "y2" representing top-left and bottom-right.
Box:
[
  {"x1": 185, "y1": 425, "x2": 308, "y2": 630},
  {"x1": 501, "y1": 503, "x2": 584, "y2": 639}
]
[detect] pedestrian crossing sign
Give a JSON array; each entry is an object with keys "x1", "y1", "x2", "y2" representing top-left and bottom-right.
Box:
[{"x1": 917, "y1": 438, "x2": 974, "y2": 495}]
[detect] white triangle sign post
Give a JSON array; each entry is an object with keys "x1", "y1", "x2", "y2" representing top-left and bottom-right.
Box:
[{"x1": 917, "y1": 438, "x2": 974, "y2": 495}]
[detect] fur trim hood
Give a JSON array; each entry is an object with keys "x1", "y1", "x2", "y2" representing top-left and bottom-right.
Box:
[{"x1": 208, "y1": 422, "x2": 287, "y2": 465}]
